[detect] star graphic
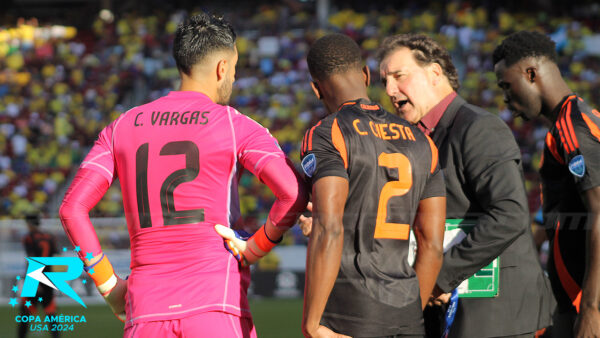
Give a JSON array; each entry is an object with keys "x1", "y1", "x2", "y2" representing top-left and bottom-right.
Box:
[
  {"x1": 12, "y1": 285, "x2": 18, "y2": 292},
  {"x1": 85, "y1": 252, "x2": 94, "y2": 260},
  {"x1": 38, "y1": 297, "x2": 43, "y2": 302},
  {"x1": 74, "y1": 246, "x2": 81, "y2": 252},
  {"x1": 81, "y1": 279, "x2": 87, "y2": 285},
  {"x1": 16, "y1": 276, "x2": 21, "y2": 281},
  {"x1": 9, "y1": 298, "x2": 18, "y2": 307},
  {"x1": 62, "y1": 247, "x2": 68, "y2": 252},
  {"x1": 25, "y1": 300, "x2": 32, "y2": 307},
  {"x1": 89, "y1": 268, "x2": 95, "y2": 275}
]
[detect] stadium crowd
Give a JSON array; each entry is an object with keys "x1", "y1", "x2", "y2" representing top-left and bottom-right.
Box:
[{"x1": 1, "y1": 1, "x2": 600, "y2": 245}]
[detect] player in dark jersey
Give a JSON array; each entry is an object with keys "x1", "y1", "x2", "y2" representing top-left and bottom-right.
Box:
[
  {"x1": 19, "y1": 213, "x2": 59, "y2": 338},
  {"x1": 300, "y1": 33, "x2": 446, "y2": 338},
  {"x1": 494, "y1": 31, "x2": 600, "y2": 338}
]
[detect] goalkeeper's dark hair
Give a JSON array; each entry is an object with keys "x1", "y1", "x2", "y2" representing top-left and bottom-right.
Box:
[
  {"x1": 493, "y1": 31, "x2": 557, "y2": 68},
  {"x1": 173, "y1": 12, "x2": 236, "y2": 75},
  {"x1": 377, "y1": 34, "x2": 460, "y2": 91},
  {"x1": 307, "y1": 33, "x2": 363, "y2": 81}
]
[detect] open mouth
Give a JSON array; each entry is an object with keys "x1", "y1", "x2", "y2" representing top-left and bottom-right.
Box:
[{"x1": 396, "y1": 99, "x2": 409, "y2": 109}]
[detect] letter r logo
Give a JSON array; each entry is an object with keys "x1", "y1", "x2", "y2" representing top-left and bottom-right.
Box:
[{"x1": 21, "y1": 257, "x2": 86, "y2": 307}]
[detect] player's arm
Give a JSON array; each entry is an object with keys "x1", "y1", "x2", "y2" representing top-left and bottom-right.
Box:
[
  {"x1": 302, "y1": 176, "x2": 348, "y2": 338},
  {"x1": 59, "y1": 169, "x2": 126, "y2": 322},
  {"x1": 216, "y1": 158, "x2": 308, "y2": 266},
  {"x1": 215, "y1": 113, "x2": 308, "y2": 265},
  {"x1": 574, "y1": 186, "x2": 600, "y2": 337},
  {"x1": 413, "y1": 196, "x2": 446, "y2": 309}
]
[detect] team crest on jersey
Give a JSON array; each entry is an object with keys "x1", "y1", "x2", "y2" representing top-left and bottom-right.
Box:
[
  {"x1": 568, "y1": 155, "x2": 585, "y2": 178},
  {"x1": 302, "y1": 154, "x2": 316, "y2": 178}
]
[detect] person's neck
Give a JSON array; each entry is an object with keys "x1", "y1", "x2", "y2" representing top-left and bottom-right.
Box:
[
  {"x1": 542, "y1": 81, "x2": 572, "y2": 122},
  {"x1": 325, "y1": 77, "x2": 370, "y2": 111},
  {"x1": 330, "y1": 91, "x2": 370, "y2": 110},
  {"x1": 179, "y1": 77, "x2": 218, "y2": 103}
]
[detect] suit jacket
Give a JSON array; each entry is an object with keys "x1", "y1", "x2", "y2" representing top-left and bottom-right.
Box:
[{"x1": 430, "y1": 95, "x2": 554, "y2": 337}]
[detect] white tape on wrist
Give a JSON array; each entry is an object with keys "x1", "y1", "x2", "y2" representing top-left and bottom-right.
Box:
[{"x1": 98, "y1": 274, "x2": 117, "y2": 296}]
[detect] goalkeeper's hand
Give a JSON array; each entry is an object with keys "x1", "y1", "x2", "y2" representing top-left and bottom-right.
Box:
[
  {"x1": 84, "y1": 253, "x2": 127, "y2": 322},
  {"x1": 215, "y1": 224, "x2": 281, "y2": 267}
]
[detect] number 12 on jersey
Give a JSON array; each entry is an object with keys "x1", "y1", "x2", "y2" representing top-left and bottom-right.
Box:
[{"x1": 136, "y1": 141, "x2": 205, "y2": 228}]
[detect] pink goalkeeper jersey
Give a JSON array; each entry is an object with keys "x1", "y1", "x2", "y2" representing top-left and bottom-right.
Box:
[{"x1": 80, "y1": 91, "x2": 285, "y2": 327}]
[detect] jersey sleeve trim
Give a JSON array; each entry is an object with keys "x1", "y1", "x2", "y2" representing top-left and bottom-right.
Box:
[
  {"x1": 425, "y1": 134, "x2": 438, "y2": 174},
  {"x1": 545, "y1": 132, "x2": 565, "y2": 165},
  {"x1": 582, "y1": 113, "x2": 600, "y2": 142},
  {"x1": 332, "y1": 118, "x2": 348, "y2": 169},
  {"x1": 81, "y1": 150, "x2": 114, "y2": 181},
  {"x1": 242, "y1": 150, "x2": 283, "y2": 173}
]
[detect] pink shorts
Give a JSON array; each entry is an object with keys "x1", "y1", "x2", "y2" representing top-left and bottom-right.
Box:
[{"x1": 123, "y1": 311, "x2": 257, "y2": 338}]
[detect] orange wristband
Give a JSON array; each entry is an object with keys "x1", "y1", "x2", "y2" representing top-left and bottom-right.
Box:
[
  {"x1": 85, "y1": 254, "x2": 117, "y2": 294},
  {"x1": 251, "y1": 225, "x2": 281, "y2": 253}
]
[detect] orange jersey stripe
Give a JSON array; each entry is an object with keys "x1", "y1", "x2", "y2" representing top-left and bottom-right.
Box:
[
  {"x1": 558, "y1": 115, "x2": 575, "y2": 153},
  {"x1": 425, "y1": 134, "x2": 438, "y2": 174},
  {"x1": 553, "y1": 221, "x2": 582, "y2": 312},
  {"x1": 302, "y1": 129, "x2": 309, "y2": 155},
  {"x1": 332, "y1": 118, "x2": 348, "y2": 169},
  {"x1": 582, "y1": 113, "x2": 600, "y2": 142},
  {"x1": 564, "y1": 102, "x2": 580, "y2": 149},
  {"x1": 545, "y1": 133, "x2": 565, "y2": 165},
  {"x1": 307, "y1": 121, "x2": 322, "y2": 152}
]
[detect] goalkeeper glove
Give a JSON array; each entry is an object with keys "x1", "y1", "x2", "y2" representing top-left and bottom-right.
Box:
[
  {"x1": 84, "y1": 253, "x2": 127, "y2": 322},
  {"x1": 214, "y1": 224, "x2": 282, "y2": 267}
]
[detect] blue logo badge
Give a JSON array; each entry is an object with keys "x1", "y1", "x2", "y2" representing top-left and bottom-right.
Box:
[
  {"x1": 301, "y1": 154, "x2": 316, "y2": 178},
  {"x1": 21, "y1": 257, "x2": 86, "y2": 307},
  {"x1": 568, "y1": 155, "x2": 585, "y2": 178}
]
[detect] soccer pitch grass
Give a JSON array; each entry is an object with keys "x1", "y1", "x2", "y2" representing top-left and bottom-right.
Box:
[{"x1": 0, "y1": 297, "x2": 303, "y2": 337}]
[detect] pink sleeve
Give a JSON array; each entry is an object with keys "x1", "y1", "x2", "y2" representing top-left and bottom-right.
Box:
[
  {"x1": 80, "y1": 120, "x2": 117, "y2": 183},
  {"x1": 258, "y1": 157, "x2": 308, "y2": 229},
  {"x1": 59, "y1": 168, "x2": 109, "y2": 260},
  {"x1": 234, "y1": 112, "x2": 285, "y2": 176}
]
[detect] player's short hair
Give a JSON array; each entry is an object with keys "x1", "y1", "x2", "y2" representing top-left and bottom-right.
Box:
[
  {"x1": 377, "y1": 34, "x2": 460, "y2": 91},
  {"x1": 173, "y1": 12, "x2": 236, "y2": 76},
  {"x1": 307, "y1": 33, "x2": 363, "y2": 81},
  {"x1": 492, "y1": 31, "x2": 558, "y2": 68},
  {"x1": 25, "y1": 212, "x2": 41, "y2": 227}
]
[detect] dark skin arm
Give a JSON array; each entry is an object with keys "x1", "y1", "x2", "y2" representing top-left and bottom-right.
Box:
[
  {"x1": 574, "y1": 186, "x2": 600, "y2": 338},
  {"x1": 413, "y1": 196, "x2": 446, "y2": 310},
  {"x1": 301, "y1": 176, "x2": 350, "y2": 338}
]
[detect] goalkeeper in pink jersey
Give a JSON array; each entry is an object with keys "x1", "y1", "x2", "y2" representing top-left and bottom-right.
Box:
[{"x1": 59, "y1": 12, "x2": 307, "y2": 337}]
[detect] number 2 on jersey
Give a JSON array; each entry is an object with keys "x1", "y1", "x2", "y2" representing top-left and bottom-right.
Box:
[
  {"x1": 136, "y1": 141, "x2": 205, "y2": 228},
  {"x1": 374, "y1": 152, "x2": 412, "y2": 240}
]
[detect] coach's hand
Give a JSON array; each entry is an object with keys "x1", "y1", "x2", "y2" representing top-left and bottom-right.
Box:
[
  {"x1": 102, "y1": 275, "x2": 127, "y2": 322},
  {"x1": 215, "y1": 224, "x2": 279, "y2": 267}
]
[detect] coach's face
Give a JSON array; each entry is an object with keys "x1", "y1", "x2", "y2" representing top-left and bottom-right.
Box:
[
  {"x1": 494, "y1": 58, "x2": 542, "y2": 121},
  {"x1": 217, "y1": 47, "x2": 238, "y2": 105},
  {"x1": 380, "y1": 47, "x2": 441, "y2": 124}
]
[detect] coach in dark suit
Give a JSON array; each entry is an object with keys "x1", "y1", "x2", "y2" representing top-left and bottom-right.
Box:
[{"x1": 378, "y1": 34, "x2": 555, "y2": 338}]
